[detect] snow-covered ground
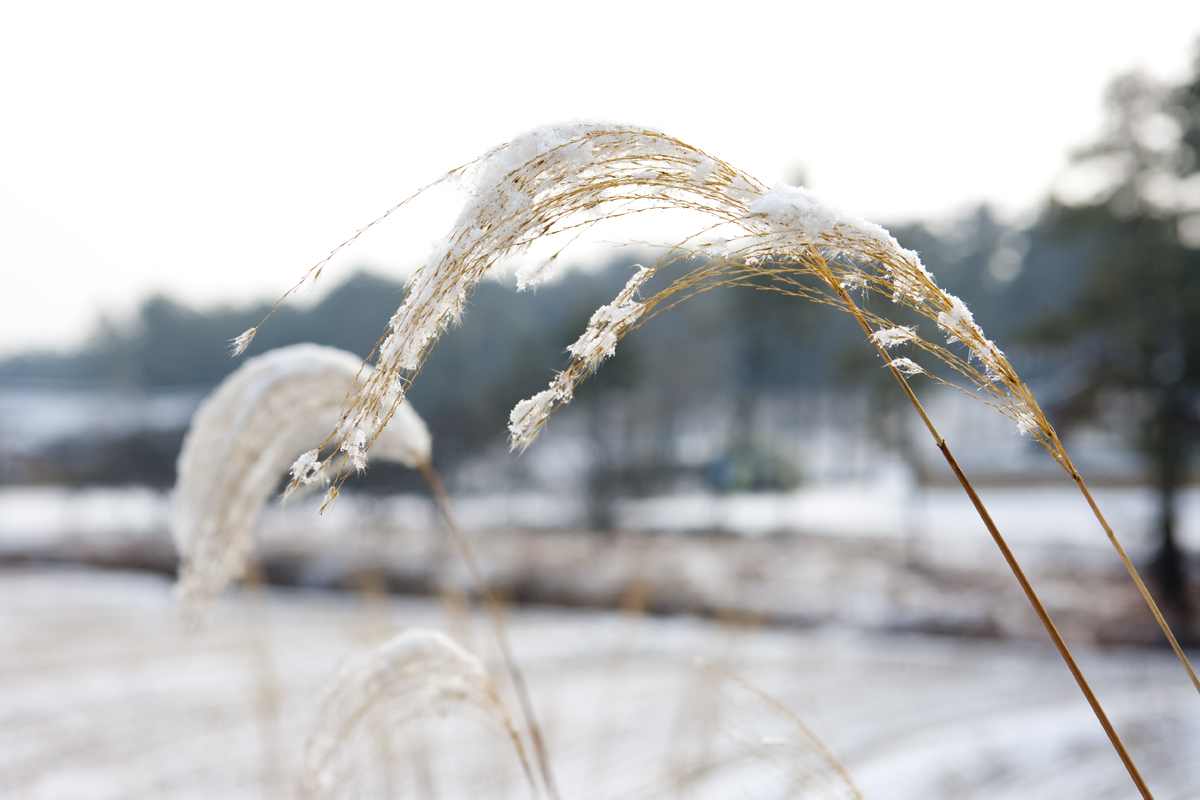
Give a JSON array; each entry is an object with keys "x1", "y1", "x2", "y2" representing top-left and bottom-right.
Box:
[
  {"x1": 1, "y1": 480, "x2": 1196, "y2": 643},
  {"x1": 0, "y1": 567, "x2": 1195, "y2": 799},
  {"x1": 3, "y1": 480, "x2": 1198, "y2": 553}
]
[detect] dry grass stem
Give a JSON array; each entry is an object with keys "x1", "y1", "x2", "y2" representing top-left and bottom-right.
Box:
[{"x1": 696, "y1": 661, "x2": 865, "y2": 800}]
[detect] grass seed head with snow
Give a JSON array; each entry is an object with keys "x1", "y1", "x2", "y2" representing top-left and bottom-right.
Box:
[{"x1": 264, "y1": 124, "x2": 1062, "y2": 499}]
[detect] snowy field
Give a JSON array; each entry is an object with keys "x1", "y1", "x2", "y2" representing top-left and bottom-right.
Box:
[
  {"x1": 0, "y1": 567, "x2": 1196, "y2": 800},
  {"x1": 5, "y1": 480, "x2": 1200, "y2": 553},
  {"x1": 1, "y1": 481, "x2": 1197, "y2": 642},
  {"x1": 1, "y1": 477, "x2": 1198, "y2": 797}
]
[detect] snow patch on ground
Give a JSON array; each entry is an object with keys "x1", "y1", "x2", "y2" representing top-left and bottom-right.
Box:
[{"x1": 0, "y1": 568, "x2": 1194, "y2": 799}]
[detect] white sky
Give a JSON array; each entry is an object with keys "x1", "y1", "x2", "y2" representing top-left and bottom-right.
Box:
[{"x1": 2, "y1": 1, "x2": 1199, "y2": 357}]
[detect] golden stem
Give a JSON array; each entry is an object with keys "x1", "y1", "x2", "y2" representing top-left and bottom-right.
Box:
[
  {"x1": 1050, "y1": 435, "x2": 1200, "y2": 694},
  {"x1": 826, "y1": 273, "x2": 1155, "y2": 800}
]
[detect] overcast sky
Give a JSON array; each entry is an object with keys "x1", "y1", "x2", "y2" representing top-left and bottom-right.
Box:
[{"x1": 3, "y1": 2, "x2": 1199, "y2": 358}]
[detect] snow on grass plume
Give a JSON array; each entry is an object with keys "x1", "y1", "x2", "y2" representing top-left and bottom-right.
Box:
[
  {"x1": 243, "y1": 124, "x2": 1051, "y2": 487},
  {"x1": 171, "y1": 343, "x2": 430, "y2": 622}
]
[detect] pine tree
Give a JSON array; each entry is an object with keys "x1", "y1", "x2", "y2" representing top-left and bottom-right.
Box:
[{"x1": 1041, "y1": 43, "x2": 1200, "y2": 613}]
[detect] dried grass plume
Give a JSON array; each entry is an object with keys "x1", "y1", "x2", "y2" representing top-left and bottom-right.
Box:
[
  {"x1": 171, "y1": 343, "x2": 431, "y2": 621},
  {"x1": 302, "y1": 628, "x2": 532, "y2": 800}
]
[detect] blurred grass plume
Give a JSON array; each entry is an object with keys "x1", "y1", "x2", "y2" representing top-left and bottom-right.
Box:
[
  {"x1": 302, "y1": 628, "x2": 533, "y2": 800},
  {"x1": 171, "y1": 343, "x2": 430, "y2": 622}
]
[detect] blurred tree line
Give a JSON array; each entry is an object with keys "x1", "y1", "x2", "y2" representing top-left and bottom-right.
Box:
[
  {"x1": 0, "y1": 227, "x2": 1056, "y2": 488},
  {"x1": 1, "y1": 213, "x2": 1076, "y2": 542},
  {"x1": 3, "y1": 39, "x2": 1198, "y2": 600}
]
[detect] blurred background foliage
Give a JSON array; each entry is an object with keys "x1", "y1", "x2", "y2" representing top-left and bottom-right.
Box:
[
  {"x1": 1033, "y1": 53, "x2": 1200, "y2": 602},
  {"x1": 0, "y1": 236, "x2": 1039, "y2": 480},
  {"x1": 3, "y1": 41, "x2": 1199, "y2": 576}
]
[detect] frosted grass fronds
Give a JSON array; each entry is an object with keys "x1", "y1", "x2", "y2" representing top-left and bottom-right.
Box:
[
  {"x1": 888, "y1": 357, "x2": 926, "y2": 376},
  {"x1": 285, "y1": 123, "x2": 1058, "y2": 476},
  {"x1": 515, "y1": 254, "x2": 558, "y2": 291},
  {"x1": 743, "y1": 184, "x2": 932, "y2": 305},
  {"x1": 936, "y1": 294, "x2": 1009, "y2": 382},
  {"x1": 1016, "y1": 407, "x2": 1040, "y2": 436},
  {"x1": 475, "y1": 128, "x2": 1043, "y2": 451},
  {"x1": 681, "y1": 662, "x2": 868, "y2": 800},
  {"x1": 171, "y1": 344, "x2": 431, "y2": 622},
  {"x1": 312, "y1": 122, "x2": 774, "y2": 478},
  {"x1": 870, "y1": 326, "x2": 917, "y2": 349},
  {"x1": 747, "y1": 185, "x2": 895, "y2": 256},
  {"x1": 567, "y1": 264, "x2": 651, "y2": 370},
  {"x1": 509, "y1": 265, "x2": 653, "y2": 447},
  {"x1": 508, "y1": 373, "x2": 574, "y2": 450},
  {"x1": 230, "y1": 327, "x2": 257, "y2": 356},
  {"x1": 302, "y1": 629, "x2": 532, "y2": 800}
]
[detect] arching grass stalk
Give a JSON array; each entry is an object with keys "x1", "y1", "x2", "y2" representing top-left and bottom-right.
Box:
[{"x1": 245, "y1": 123, "x2": 1190, "y2": 797}]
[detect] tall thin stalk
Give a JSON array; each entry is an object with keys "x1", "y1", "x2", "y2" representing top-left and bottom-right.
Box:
[
  {"x1": 1060, "y1": 445, "x2": 1200, "y2": 694},
  {"x1": 419, "y1": 460, "x2": 560, "y2": 800},
  {"x1": 837, "y1": 285, "x2": 1153, "y2": 797}
]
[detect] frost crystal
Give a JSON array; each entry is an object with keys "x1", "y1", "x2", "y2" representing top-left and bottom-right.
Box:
[
  {"x1": 839, "y1": 272, "x2": 868, "y2": 293},
  {"x1": 890, "y1": 259, "x2": 932, "y2": 304},
  {"x1": 888, "y1": 357, "x2": 925, "y2": 376},
  {"x1": 871, "y1": 326, "x2": 917, "y2": 349},
  {"x1": 1016, "y1": 408, "x2": 1039, "y2": 436},
  {"x1": 380, "y1": 373, "x2": 405, "y2": 409},
  {"x1": 748, "y1": 185, "x2": 897, "y2": 255},
  {"x1": 515, "y1": 254, "x2": 558, "y2": 291},
  {"x1": 340, "y1": 428, "x2": 369, "y2": 472},
  {"x1": 692, "y1": 157, "x2": 716, "y2": 184},
  {"x1": 937, "y1": 294, "x2": 1007, "y2": 381},
  {"x1": 565, "y1": 265, "x2": 651, "y2": 373},
  {"x1": 937, "y1": 295, "x2": 978, "y2": 345},
  {"x1": 976, "y1": 340, "x2": 1007, "y2": 382},
  {"x1": 696, "y1": 237, "x2": 730, "y2": 258},
  {"x1": 292, "y1": 449, "x2": 323, "y2": 484},
  {"x1": 508, "y1": 388, "x2": 558, "y2": 448},
  {"x1": 230, "y1": 327, "x2": 257, "y2": 356}
]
